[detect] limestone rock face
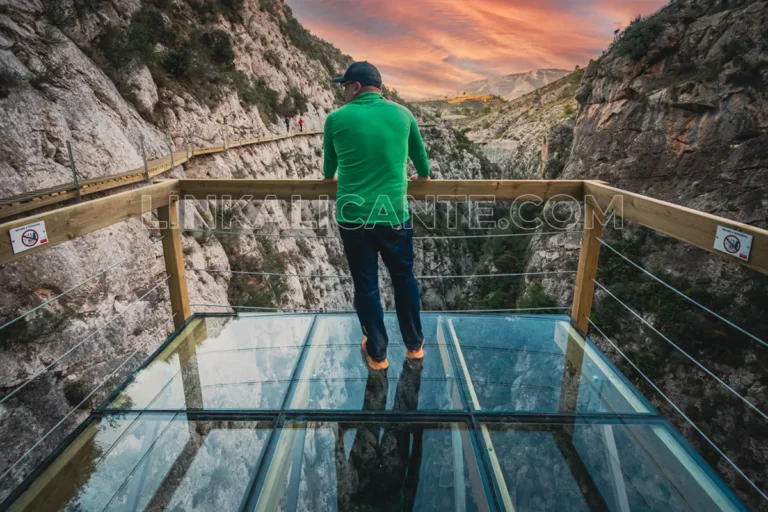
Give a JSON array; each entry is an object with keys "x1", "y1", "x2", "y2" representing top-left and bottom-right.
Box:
[
  {"x1": 530, "y1": 1, "x2": 768, "y2": 504},
  {"x1": 461, "y1": 71, "x2": 582, "y2": 179},
  {"x1": 0, "y1": 0, "x2": 480, "y2": 501},
  {"x1": 120, "y1": 64, "x2": 158, "y2": 118}
]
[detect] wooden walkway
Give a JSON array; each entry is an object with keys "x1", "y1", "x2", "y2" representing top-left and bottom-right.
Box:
[{"x1": 0, "y1": 131, "x2": 323, "y2": 220}]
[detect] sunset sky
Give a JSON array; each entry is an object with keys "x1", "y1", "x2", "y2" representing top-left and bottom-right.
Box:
[{"x1": 288, "y1": 0, "x2": 668, "y2": 99}]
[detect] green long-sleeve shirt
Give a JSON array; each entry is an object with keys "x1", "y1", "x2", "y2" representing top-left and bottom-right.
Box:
[{"x1": 323, "y1": 92, "x2": 430, "y2": 225}]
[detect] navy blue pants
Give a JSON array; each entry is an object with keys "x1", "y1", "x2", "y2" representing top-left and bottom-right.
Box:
[{"x1": 338, "y1": 220, "x2": 424, "y2": 362}]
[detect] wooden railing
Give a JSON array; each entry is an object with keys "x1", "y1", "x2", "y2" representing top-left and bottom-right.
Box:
[
  {"x1": 0, "y1": 132, "x2": 323, "y2": 221},
  {"x1": 1, "y1": 179, "x2": 766, "y2": 332}
]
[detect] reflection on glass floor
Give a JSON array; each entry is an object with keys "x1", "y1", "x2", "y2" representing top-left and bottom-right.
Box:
[
  {"x1": 485, "y1": 421, "x2": 744, "y2": 512},
  {"x1": 10, "y1": 413, "x2": 271, "y2": 511},
  {"x1": 260, "y1": 421, "x2": 488, "y2": 512},
  {"x1": 5, "y1": 313, "x2": 747, "y2": 511}
]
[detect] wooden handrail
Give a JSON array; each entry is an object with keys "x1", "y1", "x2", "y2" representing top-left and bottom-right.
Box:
[
  {"x1": 585, "y1": 181, "x2": 768, "y2": 276},
  {"x1": 177, "y1": 179, "x2": 585, "y2": 201},
  {"x1": 0, "y1": 180, "x2": 180, "y2": 266},
  {"x1": 1, "y1": 178, "x2": 764, "y2": 333},
  {"x1": 0, "y1": 132, "x2": 323, "y2": 220}
]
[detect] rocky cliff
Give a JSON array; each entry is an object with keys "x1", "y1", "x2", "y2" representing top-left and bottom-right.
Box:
[
  {"x1": 540, "y1": 0, "x2": 768, "y2": 505},
  {"x1": 443, "y1": 1, "x2": 767, "y2": 504},
  {"x1": 0, "y1": 0, "x2": 489, "y2": 500},
  {"x1": 461, "y1": 69, "x2": 583, "y2": 179}
]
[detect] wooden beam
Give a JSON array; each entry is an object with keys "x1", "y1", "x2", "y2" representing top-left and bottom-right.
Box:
[
  {"x1": 570, "y1": 198, "x2": 604, "y2": 332},
  {"x1": 7, "y1": 422, "x2": 100, "y2": 512},
  {"x1": 0, "y1": 190, "x2": 80, "y2": 219},
  {"x1": 0, "y1": 180, "x2": 180, "y2": 265},
  {"x1": 585, "y1": 181, "x2": 768, "y2": 276},
  {"x1": 158, "y1": 198, "x2": 191, "y2": 329},
  {"x1": 178, "y1": 179, "x2": 585, "y2": 201}
]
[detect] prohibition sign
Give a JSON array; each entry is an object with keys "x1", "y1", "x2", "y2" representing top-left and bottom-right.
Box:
[
  {"x1": 21, "y1": 229, "x2": 39, "y2": 247},
  {"x1": 723, "y1": 234, "x2": 741, "y2": 254}
]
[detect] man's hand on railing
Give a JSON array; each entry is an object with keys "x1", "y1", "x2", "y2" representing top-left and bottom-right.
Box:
[
  {"x1": 410, "y1": 175, "x2": 430, "y2": 182},
  {"x1": 322, "y1": 177, "x2": 337, "y2": 184}
]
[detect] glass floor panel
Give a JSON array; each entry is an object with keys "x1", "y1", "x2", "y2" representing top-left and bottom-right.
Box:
[
  {"x1": 447, "y1": 315, "x2": 652, "y2": 414},
  {"x1": 8, "y1": 413, "x2": 271, "y2": 512},
  {"x1": 107, "y1": 316, "x2": 311, "y2": 410},
  {"x1": 483, "y1": 420, "x2": 746, "y2": 512},
  {"x1": 5, "y1": 313, "x2": 747, "y2": 511},
  {"x1": 287, "y1": 315, "x2": 464, "y2": 410},
  {"x1": 253, "y1": 421, "x2": 491, "y2": 512}
]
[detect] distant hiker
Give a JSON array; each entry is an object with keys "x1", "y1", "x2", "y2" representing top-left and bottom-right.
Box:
[
  {"x1": 323, "y1": 61, "x2": 431, "y2": 371},
  {"x1": 284, "y1": 116, "x2": 291, "y2": 133},
  {"x1": 298, "y1": 117, "x2": 305, "y2": 132}
]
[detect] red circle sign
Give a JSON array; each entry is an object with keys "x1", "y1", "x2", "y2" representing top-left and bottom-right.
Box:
[
  {"x1": 723, "y1": 234, "x2": 740, "y2": 254},
  {"x1": 21, "y1": 229, "x2": 39, "y2": 247}
]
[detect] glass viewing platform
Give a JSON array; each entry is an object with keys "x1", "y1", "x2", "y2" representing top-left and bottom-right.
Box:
[{"x1": 4, "y1": 313, "x2": 747, "y2": 511}]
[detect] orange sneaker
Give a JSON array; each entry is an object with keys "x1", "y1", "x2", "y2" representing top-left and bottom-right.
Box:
[
  {"x1": 406, "y1": 341, "x2": 425, "y2": 360},
  {"x1": 361, "y1": 336, "x2": 389, "y2": 371}
]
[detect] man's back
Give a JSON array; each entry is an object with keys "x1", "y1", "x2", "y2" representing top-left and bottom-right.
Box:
[{"x1": 323, "y1": 92, "x2": 429, "y2": 225}]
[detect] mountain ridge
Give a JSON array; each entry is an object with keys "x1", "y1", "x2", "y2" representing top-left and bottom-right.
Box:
[{"x1": 456, "y1": 68, "x2": 571, "y2": 100}]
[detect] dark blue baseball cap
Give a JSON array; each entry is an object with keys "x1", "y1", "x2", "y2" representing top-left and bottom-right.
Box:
[{"x1": 332, "y1": 61, "x2": 382, "y2": 88}]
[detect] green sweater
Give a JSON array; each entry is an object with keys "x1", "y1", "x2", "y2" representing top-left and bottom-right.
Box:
[{"x1": 323, "y1": 92, "x2": 430, "y2": 225}]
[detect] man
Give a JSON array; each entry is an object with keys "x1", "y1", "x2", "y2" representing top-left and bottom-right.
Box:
[
  {"x1": 284, "y1": 116, "x2": 291, "y2": 133},
  {"x1": 323, "y1": 61, "x2": 430, "y2": 371},
  {"x1": 298, "y1": 117, "x2": 305, "y2": 132}
]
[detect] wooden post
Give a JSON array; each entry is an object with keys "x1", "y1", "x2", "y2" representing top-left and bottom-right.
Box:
[
  {"x1": 158, "y1": 199, "x2": 190, "y2": 329},
  {"x1": 571, "y1": 199, "x2": 604, "y2": 333},
  {"x1": 139, "y1": 135, "x2": 150, "y2": 184},
  {"x1": 66, "y1": 141, "x2": 81, "y2": 203},
  {"x1": 167, "y1": 133, "x2": 174, "y2": 170}
]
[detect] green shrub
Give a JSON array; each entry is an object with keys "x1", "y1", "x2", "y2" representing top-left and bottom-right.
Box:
[
  {"x1": 517, "y1": 283, "x2": 558, "y2": 311},
  {"x1": 278, "y1": 5, "x2": 351, "y2": 77},
  {"x1": 97, "y1": 8, "x2": 170, "y2": 69},
  {"x1": 235, "y1": 284, "x2": 279, "y2": 309},
  {"x1": 131, "y1": 9, "x2": 166, "y2": 43},
  {"x1": 196, "y1": 29, "x2": 235, "y2": 69},
  {"x1": 158, "y1": 29, "x2": 249, "y2": 107},
  {"x1": 163, "y1": 43, "x2": 193, "y2": 76},
  {"x1": 616, "y1": 15, "x2": 664, "y2": 61},
  {"x1": 278, "y1": 87, "x2": 309, "y2": 116},
  {"x1": 232, "y1": 72, "x2": 281, "y2": 119},
  {"x1": 219, "y1": 0, "x2": 244, "y2": 23},
  {"x1": 97, "y1": 24, "x2": 133, "y2": 68},
  {"x1": 42, "y1": 0, "x2": 72, "y2": 25},
  {"x1": 188, "y1": 0, "x2": 243, "y2": 24},
  {"x1": 188, "y1": 0, "x2": 218, "y2": 23},
  {"x1": 474, "y1": 229, "x2": 531, "y2": 309},
  {"x1": 128, "y1": 9, "x2": 166, "y2": 63},
  {"x1": 563, "y1": 104, "x2": 575, "y2": 117},
  {"x1": 259, "y1": 0, "x2": 278, "y2": 15},
  {"x1": 73, "y1": 0, "x2": 107, "y2": 16}
]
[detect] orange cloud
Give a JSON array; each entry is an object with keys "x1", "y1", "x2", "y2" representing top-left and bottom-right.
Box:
[{"x1": 289, "y1": 0, "x2": 667, "y2": 98}]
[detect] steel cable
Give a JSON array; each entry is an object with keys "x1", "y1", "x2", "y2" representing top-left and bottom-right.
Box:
[
  {"x1": 588, "y1": 318, "x2": 768, "y2": 502},
  {"x1": 0, "y1": 276, "x2": 171, "y2": 405}
]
